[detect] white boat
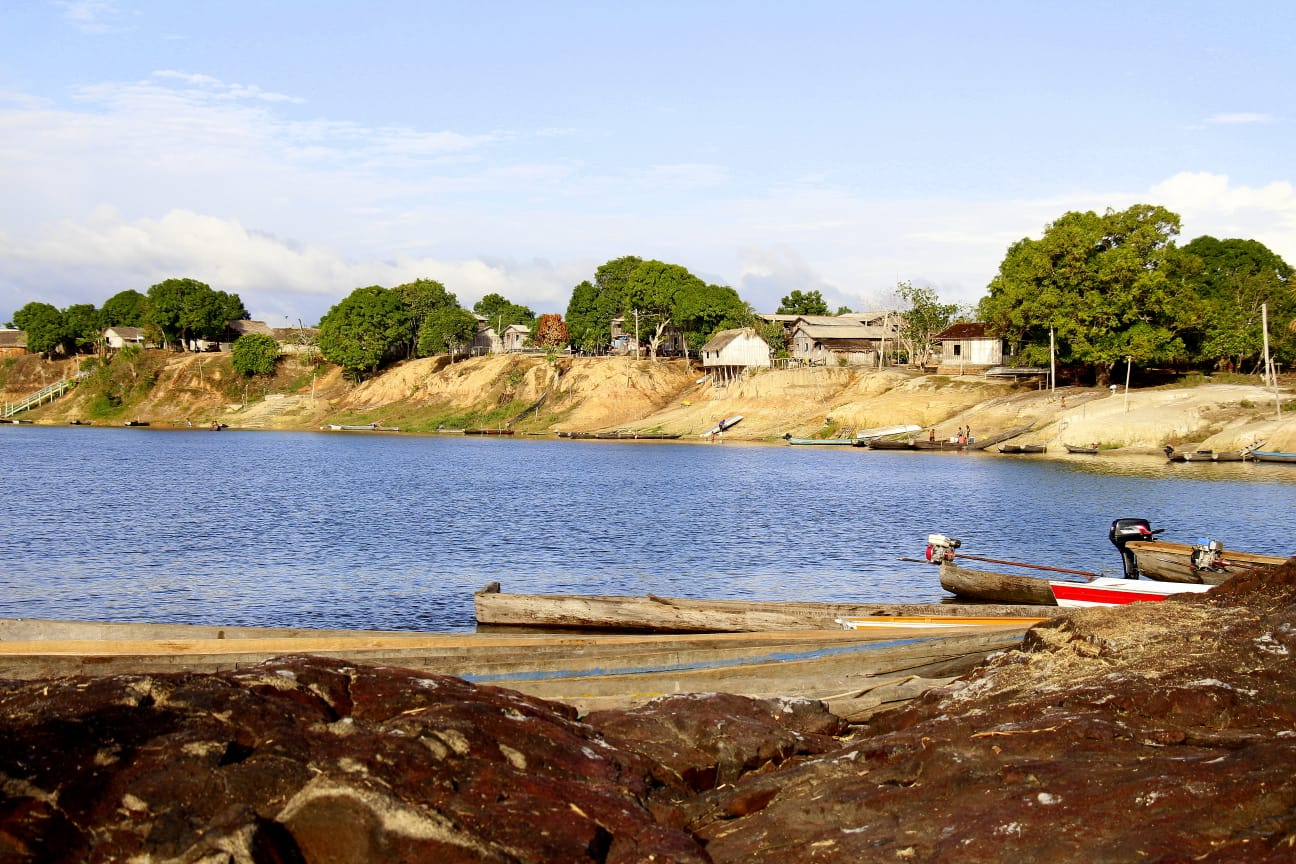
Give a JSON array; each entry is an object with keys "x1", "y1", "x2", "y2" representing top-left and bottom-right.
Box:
[
  {"x1": 701, "y1": 415, "x2": 743, "y2": 436},
  {"x1": 1048, "y1": 577, "x2": 1212, "y2": 608},
  {"x1": 853, "y1": 423, "x2": 922, "y2": 441}
]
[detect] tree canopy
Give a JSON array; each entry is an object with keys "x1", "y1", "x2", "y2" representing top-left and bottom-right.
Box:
[
  {"x1": 392, "y1": 279, "x2": 459, "y2": 359},
  {"x1": 473, "y1": 293, "x2": 535, "y2": 332},
  {"x1": 317, "y1": 285, "x2": 412, "y2": 377},
  {"x1": 417, "y1": 306, "x2": 479, "y2": 359},
  {"x1": 11, "y1": 302, "x2": 65, "y2": 356},
  {"x1": 1179, "y1": 236, "x2": 1294, "y2": 370},
  {"x1": 565, "y1": 255, "x2": 642, "y2": 352},
  {"x1": 896, "y1": 282, "x2": 959, "y2": 368},
  {"x1": 100, "y1": 290, "x2": 147, "y2": 328},
  {"x1": 144, "y1": 278, "x2": 248, "y2": 350},
  {"x1": 777, "y1": 289, "x2": 830, "y2": 316},
  {"x1": 979, "y1": 204, "x2": 1194, "y2": 384}
]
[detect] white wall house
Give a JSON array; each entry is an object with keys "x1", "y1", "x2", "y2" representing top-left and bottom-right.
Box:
[
  {"x1": 103, "y1": 327, "x2": 148, "y2": 349},
  {"x1": 935, "y1": 323, "x2": 1004, "y2": 374},
  {"x1": 700, "y1": 328, "x2": 771, "y2": 384}
]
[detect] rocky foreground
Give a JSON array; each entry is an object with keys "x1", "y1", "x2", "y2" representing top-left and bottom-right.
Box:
[{"x1": 3, "y1": 566, "x2": 1296, "y2": 863}]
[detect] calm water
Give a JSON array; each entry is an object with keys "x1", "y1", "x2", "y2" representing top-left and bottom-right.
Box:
[{"x1": 2, "y1": 426, "x2": 1294, "y2": 632}]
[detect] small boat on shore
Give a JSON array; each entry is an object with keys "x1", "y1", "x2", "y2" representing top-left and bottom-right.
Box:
[
  {"x1": 1248, "y1": 449, "x2": 1296, "y2": 464},
  {"x1": 325, "y1": 423, "x2": 400, "y2": 432},
  {"x1": 785, "y1": 436, "x2": 856, "y2": 445},
  {"x1": 998, "y1": 443, "x2": 1046, "y2": 454},
  {"x1": 464, "y1": 428, "x2": 514, "y2": 435},
  {"x1": 938, "y1": 561, "x2": 1058, "y2": 605},
  {"x1": 1108, "y1": 517, "x2": 1286, "y2": 584},
  {"x1": 701, "y1": 415, "x2": 743, "y2": 437},
  {"x1": 564, "y1": 430, "x2": 680, "y2": 440},
  {"x1": 1048, "y1": 577, "x2": 1212, "y2": 607},
  {"x1": 474, "y1": 583, "x2": 1063, "y2": 633},
  {"x1": 1064, "y1": 443, "x2": 1099, "y2": 455}
]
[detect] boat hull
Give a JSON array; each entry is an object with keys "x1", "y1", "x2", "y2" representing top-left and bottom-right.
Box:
[
  {"x1": 1049, "y1": 577, "x2": 1211, "y2": 607},
  {"x1": 1249, "y1": 450, "x2": 1296, "y2": 463},
  {"x1": 938, "y1": 562, "x2": 1057, "y2": 606},
  {"x1": 1124, "y1": 540, "x2": 1286, "y2": 584}
]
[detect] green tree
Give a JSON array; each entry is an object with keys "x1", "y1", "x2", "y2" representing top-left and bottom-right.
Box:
[
  {"x1": 565, "y1": 255, "x2": 642, "y2": 352},
  {"x1": 318, "y1": 285, "x2": 412, "y2": 377},
  {"x1": 393, "y1": 278, "x2": 458, "y2": 358},
  {"x1": 1179, "y1": 236, "x2": 1294, "y2": 371},
  {"x1": 145, "y1": 278, "x2": 248, "y2": 350},
  {"x1": 896, "y1": 281, "x2": 959, "y2": 368},
  {"x1": 979, "y1": 204, "x2": 1194, "y2": 384},
  {"x1": 231, "y1": 333, "x2": 282, "y2": 376},
  {"x1": 777, "y1": 289, "x2": 830, "y2": 316},
  {"x1": 473, "y1": 293, "x2": 535, "y2": 333},
  {"x1": 674, "y1": 282, "x2": 750, "y2": 358},
  {"x1": 624, "y1": 260, "x2": 708, "y2": 359},
  {"x1": 417, "y1": 306, "x2": 479, "y2": 359},
  {"x1": 100, "y1": 290, "x2": 147, "y2": 327},
  {"x1": 62, "y1": 303, "x2": 102, "y2": 354},
  {"x1": 12, "y1": 302, "x2": 65, "y2": 356}
]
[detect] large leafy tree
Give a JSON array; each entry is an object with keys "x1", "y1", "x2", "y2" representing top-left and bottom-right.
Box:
[
  {"x1": 100, "y1": 289, "x2": 147, "y2": 327},
  {"x1": 11, "y1": 302, "x2": 65, "y2": 356},
  {"x1": 777, "y1": 289, "x2": 830, "y2": 316},
  {"x1": 145, "y1": 278, "x2": 247, "y2": 350},
  {"x1": 393, "y1": 278, "x2": 458, "y2": 358},
  {"x1": 417, "y1": 306, "x2": 479, "y2": 359},
  {"x1": 1179, "y1": 236, "x2": 1294, "y2": 370},
  {"x1": 979, "y1": 204, "x2": 1194, "y2": 384},
  {"x1": 624, "y1": 260, "x2": 707, "y2": 359},
  {"x1": 473, "y1": 293, "x2": 535, "y2": 333},
  {"x1": 318, "y1": 285, "x2": 412, "y2": 377},
  {"x1": 674, "y1": 282, "x2": 750, "y2": 358},
  {"x1": 896, "y1": 281, "x2": 959, "y2": 368},
  {"x1": 62, "y1": 303, "x2": 102, "y2": 354},
  {"x1": 565, "y1": 255, "x2": 642, "y2": 352}
]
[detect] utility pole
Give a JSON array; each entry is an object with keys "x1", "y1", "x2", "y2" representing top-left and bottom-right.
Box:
[{"x1": 633, "y1": 309, "x2": 640, "y2": 360}]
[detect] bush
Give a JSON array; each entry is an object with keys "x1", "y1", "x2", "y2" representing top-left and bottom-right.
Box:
[{"x1": 231, "y1": 334, "x2": 281, "y2": 377}]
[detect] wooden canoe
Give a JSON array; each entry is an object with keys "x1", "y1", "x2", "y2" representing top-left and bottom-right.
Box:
[
  {"x1": 998, "y1": 443, "x2": 1046, "y2": 454},
  {"x1": 0, "y1": 617, "x2": 1037, "y2": 718},
  {"x1": 938, "y1": 562, "x2": 1058, "y2": 606},
  {"x1": 1123, "y1": 540, "x2": 1287, "y2": 584},
  {"x1": 473, "y1": 583, "x2": 1066, "y2": 632},
  {"x1": 1064, "y1": 443, "x2": 1099, "y2": 455}
]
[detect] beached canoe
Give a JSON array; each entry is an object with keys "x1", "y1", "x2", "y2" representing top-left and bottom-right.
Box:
[
  {"x1": 1248, "y1": 449, "x2": 1296, "y2": 464},
  {"x1": 0, "y1": 616, "x2": 1037, "y2": 717},
  {"x1": 1064, "y1": 443, "x2": 1099, "y2": 455},
  {"x1": 473, "y1": 583, "x2": 1065, "y2": 633},
  {"x1": 1120, "y1": 539, "x2": 1286, "y2": 584},
  {"x1": 998, "y1": 443, "x2": 1046, "y2": 454},
  {"x1": 938, "y1": 562, "x2": 1058, "y2": 606}
]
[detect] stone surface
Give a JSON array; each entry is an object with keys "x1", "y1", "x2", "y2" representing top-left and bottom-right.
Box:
[{"x1": 3, "y1": 563, "x2": 1296, "y2": 863}]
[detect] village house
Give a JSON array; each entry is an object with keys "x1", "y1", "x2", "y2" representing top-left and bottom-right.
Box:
[
  {"x1": 0, "y1": 329, "x2": 27, "y2": 358},
  {"x1": 272, "y1": 326, "x2": 320, "y2": 356},
  {"x1": 102, "y1": 326, "x2": 148, "y2": 350},
  {"x1": 700, "y1": 328, "x2": 771, "y2": 384},
  {"x1": 757, "y1": 311, "x2": 901, "y2": 366},
  {"x1": 934, "y1": 322, "x2": 1005, "y2": 375},
  {"x1": 472, "y1": 319, "x2": 532, "y2": 355}
]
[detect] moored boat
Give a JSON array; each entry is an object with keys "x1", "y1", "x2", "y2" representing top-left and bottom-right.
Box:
[
  {"x1": 474, "y1": 583, "x2": 1063, "y2": 633},
  {"x1": 1108, "y1": 517, "x2": 1287, "y2": 584},
  {"x1": 785, "y1": 436, "x2": 856, "y2": 445},
  {"x1": 938, "y1": 561, "x2": 1058, "y2": 606},
  {"x1": 1064, "y1": 443, "x2": 1099, "y2": 455},
  {"x1": 701, "y1": 415, "x2": 743, "y2": 436},
  {"x1": 464, "y1": 428, "x2": 514, "y2": 435},
  {"x1": 998, "y1": 443, "x2": 1046, "y2": 454},
  {"x1": 1248, "y1": 449, "x2": 1296, "y2": 464},
  {"x1": 1048, "y1": 577, "x2": 1212, "y2": 607}
]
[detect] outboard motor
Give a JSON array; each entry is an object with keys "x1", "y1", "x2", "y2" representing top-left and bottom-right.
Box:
[
  {"x1": 1109, "y1": 518, "x2": 1158, "y2": 579},
  {"x1": 1190, "y1": 539, "x2": 1226, "y2": 572},
  {"x1": 925, "y1": 534, "x2": 961, "y2": 564}
]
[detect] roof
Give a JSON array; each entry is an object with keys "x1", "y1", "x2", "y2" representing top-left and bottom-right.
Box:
[
  {"x1": 701, "y1": 327, "x2": 764, "y2": 352},
  {"x1": 0, "y1": 329, "x2": 27, "y2": 348},
  {"x1": 936, "y1": 322, "x2": 994, "y2": 340},
  {"x1": 228, "y1": 320, "x2": 274, "y2": 337},
  {"x1": 793, "y1": 323, "x2": 880, "y2": 340},
  {"x1": 272, "y1": 327, "x2": 320, "y2": 341},
  {"x1": 104, "y1": 326, "x2": 145, "y2": 339}
]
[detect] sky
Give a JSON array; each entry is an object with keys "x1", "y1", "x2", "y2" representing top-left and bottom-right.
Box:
[{"x1": 2, "y1": 1, "x2": 1294, "y2": 327}]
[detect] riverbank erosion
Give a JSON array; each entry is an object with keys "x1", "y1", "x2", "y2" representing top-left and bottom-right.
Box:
[
  {"x1": 3, "y1": 564, "x2": 1294, "y2": 862},
  {"x1": 8, "y1": 350, "x2": 1296, "y2": 450}
]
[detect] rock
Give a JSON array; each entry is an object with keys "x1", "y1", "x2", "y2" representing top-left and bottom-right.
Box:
[
  {"x1": 682, "y1": 563, "x2": 1296, "y2": 863},
  {"x1": 0, "y1": 658, "x2": 708, "y2": 863}
]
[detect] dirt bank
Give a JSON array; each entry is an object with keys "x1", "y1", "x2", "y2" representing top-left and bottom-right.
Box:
[{"x1": 8, "y1": 351, "x2": 1296, "y2": 451}]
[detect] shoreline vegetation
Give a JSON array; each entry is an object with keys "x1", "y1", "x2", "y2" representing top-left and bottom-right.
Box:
[{"x1": 5, "y1": 350, "x2": 1296, "y2": 455}]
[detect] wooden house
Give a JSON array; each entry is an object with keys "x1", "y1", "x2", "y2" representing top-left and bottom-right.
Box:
[
  {"x1": 700, "y1": 328, "x2": 771, "y2": 383},
  {"x1": 935, "y1": 323, "x2": 1004, "y2": 375},
  {"x1": 472, "y1": 320, "x2": 532, "y2": 354},
  {"x1": 0, "y1": 330, "x2": 27, "y2": 357},
  {"x1": 102, "y1": 326, "x2": 148, "y2": 350}
]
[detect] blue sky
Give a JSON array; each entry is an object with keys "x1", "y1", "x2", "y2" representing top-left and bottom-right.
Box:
[{"x1": 3, "y1": 1, "x2": 1294, "y2": 326}]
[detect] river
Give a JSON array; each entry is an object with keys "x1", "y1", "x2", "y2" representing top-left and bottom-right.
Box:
[{"x1": 2, "y1": 425, "x2": 1293, "y2": 632}]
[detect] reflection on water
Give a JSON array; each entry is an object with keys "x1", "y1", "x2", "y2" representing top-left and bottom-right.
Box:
[{"x1": 2, "y1": 426, "x2": 1293, "y2": 631}]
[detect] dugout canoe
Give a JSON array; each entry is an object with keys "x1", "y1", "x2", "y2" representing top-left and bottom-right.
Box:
[
  {"x1": 1120, "y1": 540, "x2": 1287, "y2": 585},
  {"x1": 937, "y1": 561, "x2": 1059, "y2": 606},
  {"x1": 0, "y1": 616, "x2": 1040, "y2": 718},
  {"x1": 472, "y1": 582, "x2": 1064, "y2": 632}
]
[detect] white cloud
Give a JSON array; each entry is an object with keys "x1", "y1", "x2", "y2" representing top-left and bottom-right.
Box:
[
  {"x1": 1205, "y1": 113, "x2": 1274, "y2": 125},
  {"x1": 1150, "y1": 172, "x2": 1296, "y2": 261},
  {"x1": 53, "y1": 0, "x2": 125, "y2": 34}
]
